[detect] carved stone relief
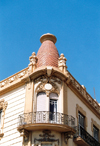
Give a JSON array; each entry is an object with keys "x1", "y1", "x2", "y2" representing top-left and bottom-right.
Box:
[
  {"x1": 35, "y1": 77, "x2": 61, "y2": 97},
  {"x1": 35, "y1": 75, "x2": 61, "y2": 97},
  {"x1": 28, "y1": 52, "x2": 38, "y2": 74},
  {"x1": 34, "y1": 130, "x2": 59, "y2": 145},
  {"x1": 34, "y1": 75, "x2": 61, "y2": 85},
  {"x1": 0, "y1": 99, "x2": 8, "y2": 140}
]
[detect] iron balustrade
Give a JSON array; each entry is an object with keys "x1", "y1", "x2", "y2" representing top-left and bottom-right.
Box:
[
  {"x1": 18, "y1": 111, "x2": 75, "y2": 128},
  {"x1": 74, "y1": 126, "x2": 100, "y2": 146}
]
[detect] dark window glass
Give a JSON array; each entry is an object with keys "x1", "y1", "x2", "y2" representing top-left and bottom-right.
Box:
[
  {"x1": 0, "y1": 110, "x2": 2, "y2": 128},
  {"x1": 49, "y1": 99, "x2": 57, "y2": 121},
  {"x1": 93, "y1": 125, "x2": 99, "y2": 141},
  {"x1": 78, "y1": 112, "x2": 85, "y2": 137},
  {"x1": 78, "y1": 112, "x2": 85, "y2": 129}
]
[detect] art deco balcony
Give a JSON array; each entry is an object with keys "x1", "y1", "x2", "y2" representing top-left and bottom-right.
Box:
[
  {"x1": 17, "y1": 111, "x2": 76, "y2": 133},
  {"x1": 74, "y1": 126, "x2": 100, "y2": 146}
]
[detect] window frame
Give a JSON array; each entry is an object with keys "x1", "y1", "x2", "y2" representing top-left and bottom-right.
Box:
[
  {"x1": 93, "y1": 125, "x2": 99, "y2": 141},
  {"x1": 78, "y1": 112, "x2": 85, "y2": 129},
  {"x1": 91, "y1": 118, "x2": 100, "y2": 142},
  {"x1": 76, "y1": 104, "x2": 87, "y2": 130}
]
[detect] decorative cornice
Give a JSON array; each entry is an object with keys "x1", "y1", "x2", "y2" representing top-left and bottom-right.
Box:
[
  {"x1": 0, "y1": 68, "x2": 29, "y2": 95},
  {"x1": 0, "y1": 65, "x2": 100, "y2": 118},
  {"x1": 68, "y1": 71, "x2": 100, "y2": 118}
]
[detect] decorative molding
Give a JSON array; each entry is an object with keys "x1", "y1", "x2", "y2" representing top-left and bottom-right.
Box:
[
  {"x1": 68, "y1": 71, "x2": 100, "y2": 118},
  {"x1": 64, "y1": 131, "x2": 74, "y2": 144},
  {"x1": 1, "y1": 61, "x2": 100, "y2": 119},
  {"x1": 0, "y1": 68, "x2": 28, "y2": 89},
  {"x1": 0, "y1": 133, "x2": 4, "y2": 140},
  {"x1": 28, "y1": 52, "x2": 38, "y2": 74},
  {"x1": 35, "y1": 78, "x2": 60, "y2": 96},
  {"x1": 34, "y1": 130, "x2": 59, "y2": 145},
  {"x1": 0, "y1": 99, "x2": 8, "y2": 140},
  {"x1": 34, "y1": 75, "x2": 61, "y2": 85},
  {"x1": 58, "y1": 54, "x2": 67, "y2": 73},
  {"x1": 19, "y1": 129, "x2": 29, "y2": 142},
  {"x1": 76, "y1": 104, "x2": 88, "y2": 129}
]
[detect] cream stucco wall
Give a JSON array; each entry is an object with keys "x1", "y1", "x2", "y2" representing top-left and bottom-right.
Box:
[
  {"x1": 67, "y1": 87, "x2": 100, "y2": 135},
  {"x1": 0, "y1": 85, "x2": 26, "y2": 146}
]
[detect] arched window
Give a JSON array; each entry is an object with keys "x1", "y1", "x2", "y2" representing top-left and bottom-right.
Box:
[{"x1": 37, "y1": 92, "x2": 46, "y2": 111}]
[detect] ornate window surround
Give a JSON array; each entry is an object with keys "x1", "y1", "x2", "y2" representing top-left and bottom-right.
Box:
[
  {"x1": 76, "y1": 104, "x2": 87, "y2": 130},
  {"x1": 35, "y1": 82, "x2": 60, "y2": 97},
  {"x1": 91, "y1": 118, "x2": 100, "y2": 142},
  {"x1": 0, "y1": 99, "x2": 8, "y2": 140}
]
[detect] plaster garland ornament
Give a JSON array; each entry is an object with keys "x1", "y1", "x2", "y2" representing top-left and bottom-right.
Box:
[
  {"x1": 34, "y1": 75, "x2": 61, "y2": 85},
  {"x1": 36, "y1": 81, "x2": 60, "y2": 96}
]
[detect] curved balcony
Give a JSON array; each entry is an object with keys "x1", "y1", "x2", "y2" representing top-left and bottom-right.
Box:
[{"x1": 17, "y1": 111, "x2": 76, "y2": 133}]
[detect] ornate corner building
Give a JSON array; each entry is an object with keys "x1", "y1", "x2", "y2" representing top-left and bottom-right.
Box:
[{"x1": 0, "y1": 33, "x2": 100, "y2": 146}]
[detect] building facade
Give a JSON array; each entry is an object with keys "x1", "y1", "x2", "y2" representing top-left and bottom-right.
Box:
[{"x1": 0, "y1": 33, "x2": 100, "y2": 146}]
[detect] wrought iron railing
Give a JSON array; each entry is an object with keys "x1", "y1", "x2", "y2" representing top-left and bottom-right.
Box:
[
  {"x1": 74, "y1": 126, "x2": 100, "y2": 146},
  {"x1": 18, "y1": 111, "x2": 75, "y2": 128}
]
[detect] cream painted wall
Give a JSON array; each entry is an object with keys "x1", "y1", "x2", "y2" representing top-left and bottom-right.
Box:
[
  {"x1": 0, "y1": 85, "x2": 26, "y2": 146},
  {"x1": 67, "y1": 87, "x2": 100, "y2": 135}
]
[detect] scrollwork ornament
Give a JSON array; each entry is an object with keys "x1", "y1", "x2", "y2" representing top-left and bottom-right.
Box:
[
  {"x1": 0, "y1": 99, "x2": 8, "y2": 140},
  {"x1": 35, "y1": 81, "x2": 60, "y2": 96}
]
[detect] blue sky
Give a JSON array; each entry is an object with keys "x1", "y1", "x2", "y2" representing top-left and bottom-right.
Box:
[{"x1": 0, "y1": 0, "x2": 100, "y2": 102}]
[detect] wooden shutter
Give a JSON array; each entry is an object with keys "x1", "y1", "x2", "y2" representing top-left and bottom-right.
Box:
[{"x1": 37, "y1": 92, "x2": 46, "y2": 111}]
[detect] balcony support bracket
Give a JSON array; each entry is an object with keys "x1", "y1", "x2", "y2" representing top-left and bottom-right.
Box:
[
  {"x1": 64, "y1": 131, "x2": 74, "y2": 144},
  {"x1": 19, "y1": 129, "x2": 29, "y2": 142}
]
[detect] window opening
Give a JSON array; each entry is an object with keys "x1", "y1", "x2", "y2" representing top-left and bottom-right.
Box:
[
  {"x1": 78, "y1": 112, "x2": 85, "y2": 137},
  {"x1": 50, "y1": 99, "x2": 57, "y2": 122},
  {"x1": 93, "y1": 125, "x2": 99, "y2": 141},
  {"x1": 0, "y1": 110, "x2": 2, "y2": 130}
]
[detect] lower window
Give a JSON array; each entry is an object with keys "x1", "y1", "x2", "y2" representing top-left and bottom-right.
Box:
[{"x1": 93, "y1": 125, "x2": 99, "y2": 141}]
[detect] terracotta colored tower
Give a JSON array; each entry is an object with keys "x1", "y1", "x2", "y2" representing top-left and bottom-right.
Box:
[{"x1": 37, "y1": 33, "x2": 59, "y2": 68}]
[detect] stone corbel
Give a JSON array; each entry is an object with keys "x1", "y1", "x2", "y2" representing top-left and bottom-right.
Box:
[
  {"x1": 0, "y1": 99, "x2": 8, "y2": 140},
  {"x1": 0, "y1": 133, "x2": 4, "y2": 140},
  {"x1": 20, "y1": 129, "x2": 29, "y2": 141},
  {"x1": 64, "y1": 132, "x2": 74, "y2": 144},
  {"x1": 47, "y1": 67, "x2": 52, "y2": 77}
]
